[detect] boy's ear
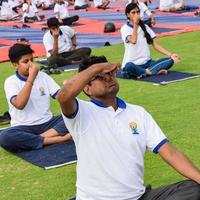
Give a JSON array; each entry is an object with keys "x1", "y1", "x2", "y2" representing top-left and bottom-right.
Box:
[{"x1": 12, "y1": 62, "x2": 19, "y2": 70}]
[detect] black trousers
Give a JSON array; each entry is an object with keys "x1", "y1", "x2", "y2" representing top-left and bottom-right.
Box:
[
  {"x1": 140, "y1": 180, "x2": 200, "y2": 200},
  {"x1": 47, "y1": 47, "x2": 91, "y2": 67},
  {"x1": 68, "y1": 180, "x2": 200, "y2": 200},
  {"x1": 62, "y1": 15, "x2": 79, "y2": 25}
]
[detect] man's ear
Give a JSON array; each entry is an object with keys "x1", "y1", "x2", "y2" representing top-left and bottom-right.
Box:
[{"x1": 83, "y1": 85, "x2": 92, "y2": 96}]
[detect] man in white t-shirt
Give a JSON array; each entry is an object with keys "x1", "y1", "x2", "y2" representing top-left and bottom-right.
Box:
[
  {"x1": 159, "y1": 0, "x2": 185, "y2": 12},
  {"x1": 43, "y1": 17, "x2": 91, "y2": 67},
  {"x1": 57, "y1": 55, "x2": 200, "y2": 200},
  {"x1": 0, "y1": 44, "x2": 71, "y2": 152},
  {"x1": 54, "y1": 0, "x2": 79, "y2": 25}
]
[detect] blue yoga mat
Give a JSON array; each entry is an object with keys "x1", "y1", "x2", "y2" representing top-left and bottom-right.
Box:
[
  {"x1": 140, "y1": 71, "x2": 200, "y2": 85},
  {"x1": 13, "y1": 140, "x2": 77, "y2": 169},
  {"x1": 153, "y1": 27, "x2": 180, "y2": 33}
]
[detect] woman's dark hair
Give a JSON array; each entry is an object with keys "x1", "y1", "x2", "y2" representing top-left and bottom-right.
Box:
[
  {"x1": 78, "y1": 56, "x2": 108, "y2": 72},
  {"x1": 125, "y1": 3, "x2": 153, "y2": 45},
  {"x1": 8, "y1": 43, "x2": 34, "y2": 63}
]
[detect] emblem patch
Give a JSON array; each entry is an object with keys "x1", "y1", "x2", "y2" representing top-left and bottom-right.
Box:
[{"x1": 129, "y1": 122, "x2": 139, "y2": 134}]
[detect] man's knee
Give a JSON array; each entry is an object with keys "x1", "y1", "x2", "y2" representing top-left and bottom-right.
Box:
[
  {"x1": 176, "y1": 180, "x2": 200, "y2": 200},
  {"x1": 185, "y1": 180, "x2": 200, "y2": 199}
]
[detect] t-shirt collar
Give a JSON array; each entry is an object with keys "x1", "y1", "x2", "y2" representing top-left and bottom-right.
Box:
[
  {"x1": 16, "y1": 71, "x2": 27, "y2": 81},
  {"x1": 90, "y1": 97, "x2": 126, "y2": 109},
  {"x1": 50, "y1": 29, "x2": 63, "y2": 36},
  {"x1": 127, "y1": 21, "x2": 133, "y2": 28}
]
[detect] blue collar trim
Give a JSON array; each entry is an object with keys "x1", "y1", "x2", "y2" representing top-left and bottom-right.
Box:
[
  {"x1": 127, "y1": 22, "x2": 133, "y2": 28},
  {"x1": 50, "y1": 29, "x2": 63, "y2": 36},
  {"x1": 16, "y1": 71, "x2": 27, "y2": 81},
  {"x1": 90, "y1": 97, "x2": 126, "y2": 109}
]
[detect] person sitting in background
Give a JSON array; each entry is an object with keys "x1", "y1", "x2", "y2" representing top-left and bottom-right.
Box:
[
  {"x1": 43, "y1": 17, "x2": 91, "y2": 67},
  {"x1": 40, "y1": 0, "x2": 54, "y2": 10},
  {"x1": 0, "y1": 0, "x2": 20, "y2": 21},
  {"x1": 22, "y1": 0, "x2": 43, "y2": 22},
  {"x1": 93, "y1": 0, "x2": 110, "y2": 9},
  {"x1": 0, "y1": 43, "x2": 71, "y2": 153},
  {"x1": 74, "y1": 0, "x2": 90, "y2": 10},
  {"x1": 159, "y1": 0, "x2": 185, "y2": 12},
  {"x1": 54, "y1": 0, "x2": 79, "y2": 25},
  {"x1": 118, "y1": 3, "x2": 180, "y2": 79}
]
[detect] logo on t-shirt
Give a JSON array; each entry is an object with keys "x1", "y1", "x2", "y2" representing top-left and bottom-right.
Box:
[
  {"x1": 39, "y1": 87, "x2": 46, "y2": 96},
  {"x1": 129, "y1": 122, "x2": 139, "y2": 135}
]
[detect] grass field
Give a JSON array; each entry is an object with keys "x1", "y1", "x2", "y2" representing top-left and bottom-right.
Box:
[{"x1": 0, "y1": 31, "x2": 200, "y2": 200}]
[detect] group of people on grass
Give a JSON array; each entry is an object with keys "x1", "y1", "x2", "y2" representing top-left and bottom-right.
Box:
[
  {"x1": 0, "y1": 0, "x2": 193, "y2": 22},
  {"x1": 0, "y1": 0, "x2": 110, "y2": 21},
  {"x1": 1, "y1": 1, "x2": 200, "y2": 200}
]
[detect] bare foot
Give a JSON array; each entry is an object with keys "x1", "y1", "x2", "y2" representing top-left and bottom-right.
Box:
[
  {"x1": 157, "y1": 69, "x2": 168, "y2": 75},
  {"x1": 146, "y1": 69, "x2": 152, "y2": 76}
]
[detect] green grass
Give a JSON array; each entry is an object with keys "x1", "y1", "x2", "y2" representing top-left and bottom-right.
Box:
[{"x1": 1, "y1": 31, "x2": 200, "y2": 199}]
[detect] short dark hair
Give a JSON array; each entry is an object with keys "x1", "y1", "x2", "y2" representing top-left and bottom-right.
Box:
[
  {"x1": 8, "y1": 43, "x2": 34, "y2": 63},
  {"x1": 47, "y1": 17, "x2": 59, "y2": 28},
  {"x1": 78, "y1": 56, "x2": 108, "y2": 72}
]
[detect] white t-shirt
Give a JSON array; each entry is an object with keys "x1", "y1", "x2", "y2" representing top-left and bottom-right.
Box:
[
  {"x1": 40, "y1": 0, "x2": 52, "y2": 6},
  {"x1": 159, "y1": 0, "x2": 183, "y2": 9},
  {"x1": 10, "y1": 0, "x2": 20, "y2": 8},
  {"x1": 74, "y1": 0, "x2": 87, "y2": 7},
  {"x1": 43, "y1": 25, "x2": 75, "y2": 57},
  {"x1": 0, "y1": 1, "x2": 15, "y2": 17},
  {"x1": 93, "y1": 0, "x2": 103, "y2": 7},
  {"x1": 121, "y1": 22, "x2": 156, "y2": 67},
  {"x1": 22, "y1": 3, "x2": 38, "y2": 19},
  {"x1": 54, "y1": 2, "x2": 69, "y2": 19},
  {"x1": 4, "y1": 71, "x2": 60, "y2": 126},
  {"x1": 62, "y1": 98, "x2": 168, "y2": 200}
]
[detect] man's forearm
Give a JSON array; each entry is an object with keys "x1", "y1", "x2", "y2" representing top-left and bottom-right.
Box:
[
  {"x1": 159, "y1": 143, "x2": 200, "y2": 184},
  {"x1": 58, "y1": 64, "x2": 101, "y2": 102}
]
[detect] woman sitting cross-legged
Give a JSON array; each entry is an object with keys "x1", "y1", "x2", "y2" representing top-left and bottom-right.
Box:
[{"x1": 117, "y1": 3, "x2": 180, "y2": 80}]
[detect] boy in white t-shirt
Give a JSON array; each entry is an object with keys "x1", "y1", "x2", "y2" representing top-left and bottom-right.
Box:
[
  {"x1": 43, "y1": 17, "x2": 91, "y2": 67},
  {"x1": 0, "y1": 44, "x2": 71, "y2": 152},
  {"x1": 54, "y1": 0, "x2": 79, "y2": 25}
]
